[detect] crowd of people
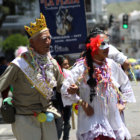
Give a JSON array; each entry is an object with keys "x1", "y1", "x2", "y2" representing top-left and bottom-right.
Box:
[
  {"x1": 127, "y1": 58, "x2": 140, "y2": 81},
  {"x1": 0, "y1": 13, "x2": 136, "y2": 140}
]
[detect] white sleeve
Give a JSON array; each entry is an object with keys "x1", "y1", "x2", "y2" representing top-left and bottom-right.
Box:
[
  {"x1": 108, "y1": 44, "x2": 127, "y2": 65},
  {"x1": 110, "y1": 60, "x2": 136, "y2": 103},
  {"x1": 61, "y1": 61, "x2": 85, "y2": 106},
  {"x1": 120, "y1": 80, "x2": 136, "y2": 103}
]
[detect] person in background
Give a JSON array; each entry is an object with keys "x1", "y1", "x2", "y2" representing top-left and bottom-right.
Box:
[
  {"x1": 53, "y1": 55, "x2": 72, "y2": 140},
  {"x1": 0, "y1": 56, "x2": 8, "y2": 76},
  {"x1": 61, "y1": 32, "x2": 136, "y2": 140},
  {"x1": 0, "y1": 56, "x2": 10, "y2": 99},
  {"x1": 93, "y1": 27, "x2": 130, "y2": 71},
  {"x1": 0, "y1": 13, "x2": 63, "y2": 140},
  {"x1": 108, "y1": 45, "x2": 130, "y2": 71}
]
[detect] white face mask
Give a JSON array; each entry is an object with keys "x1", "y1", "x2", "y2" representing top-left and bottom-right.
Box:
[
  {"x1": 99, "y1": 34, "x2": 110, "y2": 50},
  {"x1": 100, "y1": 42, "x2": 109, "y2": 50}
]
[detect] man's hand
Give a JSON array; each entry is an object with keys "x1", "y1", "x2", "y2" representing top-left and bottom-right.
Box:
[
  {"x1": 67, "y1": 84, "x2": 79, "y2": 95},
  {"x1": 122, "y1": 59, "x2": 131, "y2": 71}
]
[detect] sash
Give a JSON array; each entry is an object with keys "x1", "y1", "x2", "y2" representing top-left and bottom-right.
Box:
[{"x1": 12, "y1": 57, "x2": 53, "y2": 100}]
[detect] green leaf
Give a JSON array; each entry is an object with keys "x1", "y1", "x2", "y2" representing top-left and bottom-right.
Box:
[{"x1": 2, "y1": 34, "x2": 29, "y2": 52}]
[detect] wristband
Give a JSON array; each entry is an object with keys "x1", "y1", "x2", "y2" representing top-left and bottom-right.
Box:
[{"x1": 78, "y1": 99, "x2": 83, "y2": 105}]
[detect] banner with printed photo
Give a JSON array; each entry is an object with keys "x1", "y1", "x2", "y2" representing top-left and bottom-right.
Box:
[{"x1": 39, "y1": 0, "x2": 87, "y2": 55}]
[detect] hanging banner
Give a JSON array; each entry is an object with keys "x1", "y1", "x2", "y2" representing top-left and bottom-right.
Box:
[{"x1": 39, "y1": 0, "x2": 87, "y2": 55}]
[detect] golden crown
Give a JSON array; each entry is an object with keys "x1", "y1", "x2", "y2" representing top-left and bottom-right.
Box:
[{"x1": 24, "y1": 13, "x2": 48, "y2": 38}]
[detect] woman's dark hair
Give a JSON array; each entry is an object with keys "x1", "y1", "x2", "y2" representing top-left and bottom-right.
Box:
[
  {"x1": 85, "y1": 28, "x2": 104, "y2": 44},
  {"x1": 85, "y1": 27, "x2": 103, "y2": 87},
  {"x1": 85, "y1": 28, "x2": 103, "y2": 102},
  {"x1": 85, "y1": 49, "x2": 97, "y2": 102},
  {"x1": 85, "y1": 49, "x2": 96, "y2": 87},
  {"x1": 54, "y1": 55, "x2": 67, "y2": 66}
]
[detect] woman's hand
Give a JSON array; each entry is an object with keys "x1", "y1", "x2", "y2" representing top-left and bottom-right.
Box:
[
  {"x1": 78, "y1": 99, "x2": 94, "y2": 116},
  {"x1": 67, "y1": 84, "x2": 79, "y2": 95}
]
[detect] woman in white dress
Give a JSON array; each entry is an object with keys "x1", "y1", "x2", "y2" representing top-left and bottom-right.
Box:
[{"x1": 61, "y1": 33, "x2": 136, "y2": 140}]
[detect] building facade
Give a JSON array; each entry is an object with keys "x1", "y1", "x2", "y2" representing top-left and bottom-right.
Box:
[
  {"x1": 0, "y1": 0, "x2": 107, "y2": 38},
  {"x1": 0, "y1": 0, "x2": 40, "y2": 39}
]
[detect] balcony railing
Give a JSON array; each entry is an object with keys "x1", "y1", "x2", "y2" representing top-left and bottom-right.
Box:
[{"x1": 4, "y1": 15, "x2": 19, "y2": 23}]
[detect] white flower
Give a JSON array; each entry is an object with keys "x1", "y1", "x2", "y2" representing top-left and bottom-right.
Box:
[
  {"x1": 36, "y1": 73, "x2": 42, "y2": 80},
  {"x1": 49, "y1": 64, "x2": 53, "y2": 69},
  {"x1": 50, "y1": 80, "x2": 57, "y2": 87}
]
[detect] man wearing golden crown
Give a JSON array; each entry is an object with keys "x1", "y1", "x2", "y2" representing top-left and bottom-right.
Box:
[{"x1": 0, "y1": 13, "x2": 64, "y2": 140}]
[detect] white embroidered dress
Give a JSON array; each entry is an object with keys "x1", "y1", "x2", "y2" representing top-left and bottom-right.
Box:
[{"x1": 61, "y1": 58, "x2": 136, "y2": 140}]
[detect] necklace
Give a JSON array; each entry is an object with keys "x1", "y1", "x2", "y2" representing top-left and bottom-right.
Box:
[{"x1": 28, "y1": 47, "x2": 57, "y2": 99}]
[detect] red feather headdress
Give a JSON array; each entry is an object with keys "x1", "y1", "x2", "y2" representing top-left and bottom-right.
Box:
[{"x1": 86, "y1": 35, "x2": 104, "y2": 58}]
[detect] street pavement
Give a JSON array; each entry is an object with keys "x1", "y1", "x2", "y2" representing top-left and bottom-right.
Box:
[
  {"x1": 125, "y1": 81, "x2": 140, "y2": 140},
  {"x1": 0, "y1": 81, "x2": 140, "y2": 140}
]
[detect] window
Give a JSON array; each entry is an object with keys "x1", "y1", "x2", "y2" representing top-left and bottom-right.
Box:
[{"x1": 3, "y1": 0, "x2": 15, "y2": 15}]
